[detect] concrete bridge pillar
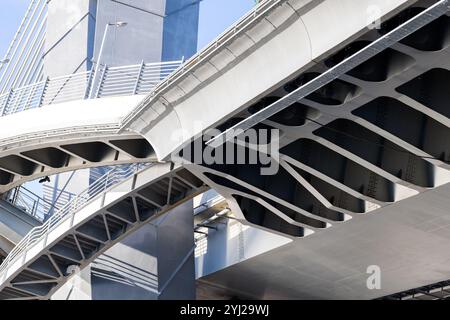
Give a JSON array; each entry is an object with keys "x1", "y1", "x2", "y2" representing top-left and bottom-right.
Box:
[{"x1": 52, "y1": 199, "x2": 195, "y2": 300}]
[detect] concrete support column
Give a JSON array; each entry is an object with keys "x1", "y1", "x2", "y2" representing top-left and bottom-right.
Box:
[
  {"x1": 44, "y1": 0, "x2": 97, "y2": 77},
  {"x1": 51, "y1": 265, "x2": 92, "y2": 300},
  {"x1": 0, "y1": 199, "x2": 41, "y2": 256},
  {"x1": 90, "y1": 199, "x2": 195, "y2": 300}
]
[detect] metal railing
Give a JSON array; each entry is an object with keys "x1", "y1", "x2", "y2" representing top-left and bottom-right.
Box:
[
  {"x1": 4, "y1": 186, "x2": 59, "y2": 222},
  {"x1": 0, "y1": 162, "x2": 150, "y2": 275},
  {"x1": 95, "y1": 60, "x2": 182, "y2": 97},
  {"x1": 42, "y1": 184, "x2": 77, "y2": 216},
  {"x1": 0, "y1": 60, "x2": 182, "y2": 117}
]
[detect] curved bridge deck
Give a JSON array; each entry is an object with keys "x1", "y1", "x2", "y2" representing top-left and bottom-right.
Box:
[{"x1": 0, "y1": 95, "x2": 156, "y2": 194}]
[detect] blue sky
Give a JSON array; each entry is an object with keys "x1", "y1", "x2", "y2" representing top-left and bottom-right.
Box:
[
  {"x1": 197, "y1": 0, "x2": 254, "y2": 49},
  {"x1": 0, "y1": 0, "x2": 30, "y2": 56},
  {"x1": 0, "y1": 0, "x2": 255, "y2": 58}
]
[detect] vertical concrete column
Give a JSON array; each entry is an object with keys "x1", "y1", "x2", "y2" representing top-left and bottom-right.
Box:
[
  {"x1": 44, "y1": 0, "x2": 97, "y2": 77},
  {"x1": 0, "y1": 199, "x2": 42, "y2": 256},
  {"x1": 162, "y1": 0, "x2": 200, "y2": 61},
  {"x1": 92, "y1": 0, "x2": 166, "y2": 67},
  {"x1": 156, "y1": 199, "x2": 196, "y2": 299},
  {"x1": 89, "y1": 199, "x2": 195, "y2": 300}
]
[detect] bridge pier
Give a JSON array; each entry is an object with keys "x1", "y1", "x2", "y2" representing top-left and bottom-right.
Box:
[
  {"x1": 51, "y1": 199, "x2": 195, "y2": 300},
  {"x1": 0, "y1": 199, "x2": 41, "y2": 263}
]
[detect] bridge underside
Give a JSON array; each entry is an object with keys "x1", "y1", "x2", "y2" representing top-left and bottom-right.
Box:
[
  {"x1": 196, "y1": 182, "x2": 450, "y2": 300},
  {"x1": 0, "y1": 94, "x2": 156, "y2": 194},
  {"x1": 176, "y1": 0, "x2": 450, "y2": 241},
  {"x1": 0, "y1": 134, "x2": 156, "y2": 194},
  {"x1": 178, "y1": 0, "x2": 450, "y2": 299}
]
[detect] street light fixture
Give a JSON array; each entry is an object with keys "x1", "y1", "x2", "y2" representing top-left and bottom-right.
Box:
[
  {"x1": 0, "y1": 59, "x2": 10, "y2": 65},
  {"x1": 89, "y1": 21, "x2": 128, "y2": 98},
  {"x1": 113, "y1": 21, "x2": 128, "y2": 27}
]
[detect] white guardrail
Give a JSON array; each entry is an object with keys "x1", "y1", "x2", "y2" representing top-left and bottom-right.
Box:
[
  {"x1": 0, "y1": 162, "x2": 150, "y2": 275},
  {"x1": 0, "y1": 60, "x2": 182, "y2": 117},
  {"x1": 4, "y1": 186, "x2": 60, "y2": 221}
]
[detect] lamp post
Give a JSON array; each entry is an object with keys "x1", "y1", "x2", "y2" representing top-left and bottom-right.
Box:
[{"x1": 89, "y1": 21, "x2": 128, "y2": 98}]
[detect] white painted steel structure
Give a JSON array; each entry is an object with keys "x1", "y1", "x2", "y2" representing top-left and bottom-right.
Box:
[
  {"x1": 0, "y1": 163, "x2": 148, "y2": 276},
  {"x1": 1, "y1": 0, "x2": 450, "y2": 299},
  {"x1": 0, "y1": 162, "x2": 205, "y2": 299},
  {"x1": 0, "y1": 95, "x2": 153, "y2": 194}
]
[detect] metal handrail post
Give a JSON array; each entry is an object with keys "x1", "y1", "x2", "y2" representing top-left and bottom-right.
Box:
[
  {"x1": 0, "y1": 89, "x2": 13, "y2": 116},
  {"x1": 89, "y1": 23, "x2": 110, "y2": 99},
  {"x1": 84, "y1": 70, "x2": 94, "y2": 99},
  {"x1": 133, "y1": 60, "x2": 145, "y2": 94},
  {"x1": 31, "y1": 199, "x2": 37, "y2": 218},
  {"x1": 12, "y1": 186, "x2": 20, "y2": 205},
  {"x1": 104, "y1": 171, "x2": 110, "y2": 191},
  {"x1": 23, "y1": 83, "x2": 37, "y2": 111},
  {"x1": 22, "y1": 236, "x2": 31, "y2": 264},
  {"x1": 37, "y1": 76, "x2": 49, "y2": 107},
  {"x1": 95, "y1": 65, "x2": 108, "y2": 98}
]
